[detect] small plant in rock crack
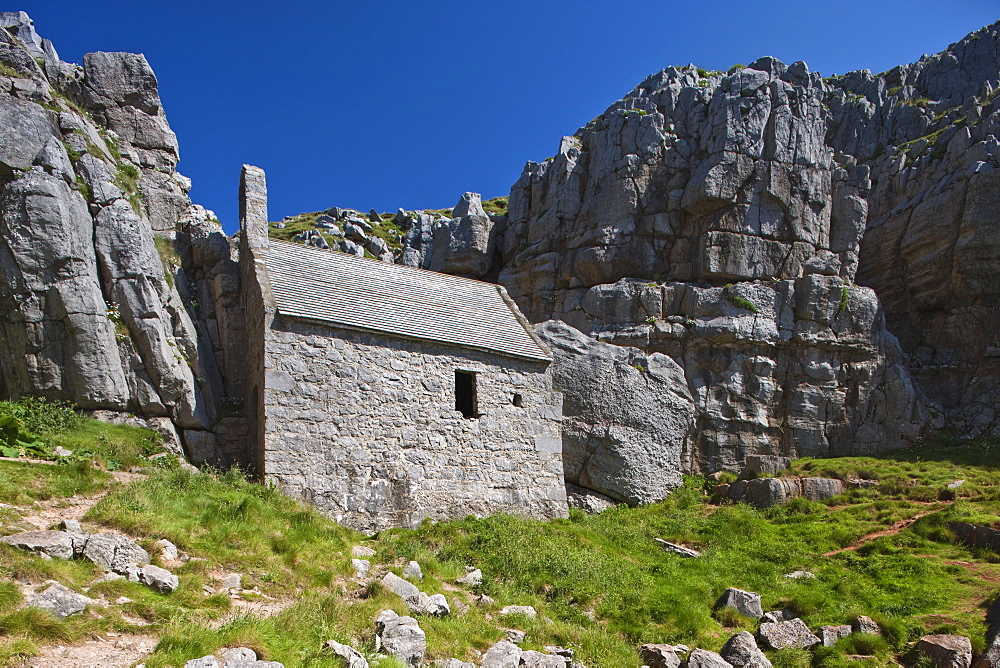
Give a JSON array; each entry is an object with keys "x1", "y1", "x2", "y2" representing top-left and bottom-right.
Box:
[
  {"x1": 724, "y1": 284, "x2": 759, "y2": 313},
  {"x1": 105, "y1": 301, "x2": 129, "y2": 341}
]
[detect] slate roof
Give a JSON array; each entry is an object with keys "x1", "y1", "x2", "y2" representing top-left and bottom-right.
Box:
[{"x1": 260, "y1": 240, "x2": 551, "y2": 362}]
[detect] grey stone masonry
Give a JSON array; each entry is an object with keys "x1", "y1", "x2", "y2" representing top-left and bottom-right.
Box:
[{"x1": 260, "y1": 316, "x2": 567, "y2": 532}]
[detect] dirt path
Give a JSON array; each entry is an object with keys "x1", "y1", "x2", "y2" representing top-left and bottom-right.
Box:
[
  {"x1": 5, "y1": 468, "x2": 161, "y2": 667},
  {"x1": 22, "y1": 633, "x2": 158, "y2": 668},
  {"x1": 12, "y1": 470, "x2": 146, "y2": 532},
  {"x1": 822, "y1": 511, "x2": 933, "y2": 557},
  {"x1": 6, "y1": 466, "x2": 304, "y2": 665}
]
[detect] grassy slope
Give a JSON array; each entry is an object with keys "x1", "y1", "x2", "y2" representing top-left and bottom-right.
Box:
[{"x1": 0, "y1": 401, "x2": 998, "y2": 666}]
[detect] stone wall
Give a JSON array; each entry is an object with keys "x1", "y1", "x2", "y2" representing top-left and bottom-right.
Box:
[{"x1": 260, "y1": 316, "x2": 567, "y2": 532}]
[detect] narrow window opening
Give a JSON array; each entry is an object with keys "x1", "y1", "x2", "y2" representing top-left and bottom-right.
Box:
[
  {"x1": 512, "y1": 393, "x2": 523, "y2": 407},
  {"x1": 455, "y1": 370, "x2": 478, "y2": 419}
]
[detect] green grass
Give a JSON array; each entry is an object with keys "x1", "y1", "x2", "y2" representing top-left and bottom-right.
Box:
[
  {"x1": 154, "y1": 237, "x2": 179, "y2": 289},
  {"x1": 0, "y1": 63, "x2": 30, "y2": 79},
  {"x1": 0, "y1": 460, "x2": 109, "y2": 505},
  {"x1": 0, "y1": 410, "x2": 998, "y2": 666},
  {"x1": 268, "y1": 210, "x2": 405, "y2": 258},
  {"x1": 724, "y1": 285, "x2": 759, "y2": 314},
  {"x1": 86, "y1": 468, "x2": 359, "y2": 591}
]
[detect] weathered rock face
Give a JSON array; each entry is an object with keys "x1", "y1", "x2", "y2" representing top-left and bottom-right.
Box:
[
  {"x1": 400, "y1": 192, "x2": 503, "y2": 278},
  {"x1": 0, "y1": 13, "x2": 247, "y2": 467},
  {"x1": 486, "y1": 20, "x2": 1000, "y2": 456},
  {"x1": 536, "y1": 319, "x2": 694, "y2": 504},
  {"x1": 535, "y1": 273, "x2": 926, "y2": 490}
]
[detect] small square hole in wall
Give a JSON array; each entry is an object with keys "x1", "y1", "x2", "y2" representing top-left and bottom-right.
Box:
[
  {"x1": 455, "y1": 370, "x2": 478, "y2": 419},
  {"x1": 512, "y1": 393, "x2": 523, "y2": 407}
]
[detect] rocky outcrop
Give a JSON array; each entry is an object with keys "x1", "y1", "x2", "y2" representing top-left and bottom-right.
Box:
[
  {"x1": 484, "y1": 21, "x2": 1000, "y2": 466},
  {"x1": 0, "y1": 13, "x2": 247, "y2": 468},
  {"x1": 715, "y1": 477, "x2": 845, "y2": 508},
  {"x1": 488, "y1": 53, "x2": 934, "y2": 479},
  {"x1": 399, "y1": 192, "x2": 504, "y2": 277}
]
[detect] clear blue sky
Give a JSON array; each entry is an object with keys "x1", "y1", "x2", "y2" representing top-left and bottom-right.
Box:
[{"x1": 21, "y1": 1, "x2": 1000, "y2": 233}]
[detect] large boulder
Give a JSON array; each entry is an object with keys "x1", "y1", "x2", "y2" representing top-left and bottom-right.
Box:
[
  {"x1": 0, "y1": 530, "x2": 74, "y2": 559},
  {"x1": 917, "y1": 634, "x2": 972, "y2": 668},
  {"x1": 757, "y1": 618, "x2": 821, "y2": 650},
  {"x1": 374, "y1": 609, "x2": 425, "y2": 667},
  {"x1": 425, "y1": 192, "x2": 497, "y2": 277},
  {"x1": 720, "y1": 632, "x2": 772, "y2": 668},
  {"x1": 536, "y1": 319, "x2": 695, "y2": 504}
]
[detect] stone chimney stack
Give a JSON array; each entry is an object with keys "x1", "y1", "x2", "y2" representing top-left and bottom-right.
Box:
[{"x1": 239, "y1": 164, "x2": 269, "y2": 251}]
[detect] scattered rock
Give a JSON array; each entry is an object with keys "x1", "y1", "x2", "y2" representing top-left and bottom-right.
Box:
[
  {"x1": 854, "y1": 615, "x2": 881, "y2": 635},
  {"x1": 404, "y1": 560, "x2": 423, "y2": 580},
  {"x1": 639, "y1": 643, "x2": 682, "y2": 667},
  {"x1": 481, "y1": 639, "x2": 522, "y2": 668},
  {"x1": 155, "y1": 539, "x2": 179, "y2": 561},
  {"x1": 27, "y1": 582, "x2": 98, "y2": 619},
  {"x1": 416, "y1": 592, "x2": 450, "y2": 616},
  {"x1": 917, "y1": 634, "x2": 972, "y2": 668},
  {"x1": 53, "y1": 445, "x2": 73, "y2": 457},
  {"x1": 757, "y1": 618, "x2": 821, "y2": 650},
  {"x1": 655, "y1": 538, "x2": 701, "y2": 557},
  {"x1": 0, "y1": 530, "x2": 74, "y2": 560},
  {"x1": 948, "y1": 480, "x2": 966, "y2": 489},
  {"x1": 381, "y1": 572, "x2": 420, "y2": 608},
  {"x1": 433, "y1": 660, "x2": 474, "y2": 668},
  {"x1": 720, "y1": 631, "x2": 772, "y2": 668},
  {"x1": 456, "y1": 568, "x2": 482, "y2": 586},
  {"x1": 521, "y1": 649, "x2": 570, "y2": 667},
  {"x1": 505, "y1": 628, "x2": 526, "y2": 644},
  {"x1": 325, "y1": 639, "x2": 369, "y2": 668},
  {"x1": 761, "y1": 608, "x2": 796, "y2": 623},
  {"x1": 717, "y1": 588, "x2": 763, "y2": 620},
  {"x1": 687, "y1": 648, "x2": 734, "y2": 668},
  {"x1": 127, "y1": 564, "x2": 179, "y2": 593},
  {"x1": 220, "y1": 572, "x2": 242, "y2": 589},
  {"x1": 352, "y1": 545, "x2": 376, "y2": 558},
  {"x1": 375, "y1": 609, "x2": 426, "y2": 667},
  {"x1": 819, "y1": 624, "x2": 852, "y2": 647},
  {"x1": 478, "y1": 594, "x2": 496, "y2": 607},
  {"x1": 221, "y1": 647, "x2": 258, "y2": 664},
  {"x1": 83, "y1": 533, "x2": 151, "y2": 574},
  {"x1": 352, "y1": 558, "x2": 371, "y2": 578},
  {"x1": 500, "y1": 604, "x2": 538, "y2": 618},
  {"x1": 783, "y1": 571, "x2": 815, "y2": 579},
  {"x1": 184, "y1": 657, "x2": 221, "y2": 668}
]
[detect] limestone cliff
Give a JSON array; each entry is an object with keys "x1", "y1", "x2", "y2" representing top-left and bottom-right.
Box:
[
  {"x1": 408, "y1": 22, "x2": 1000, "y2": 498},
  {"x1": 0, "y1": 12, "x2": 246, "y2": 467}
]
